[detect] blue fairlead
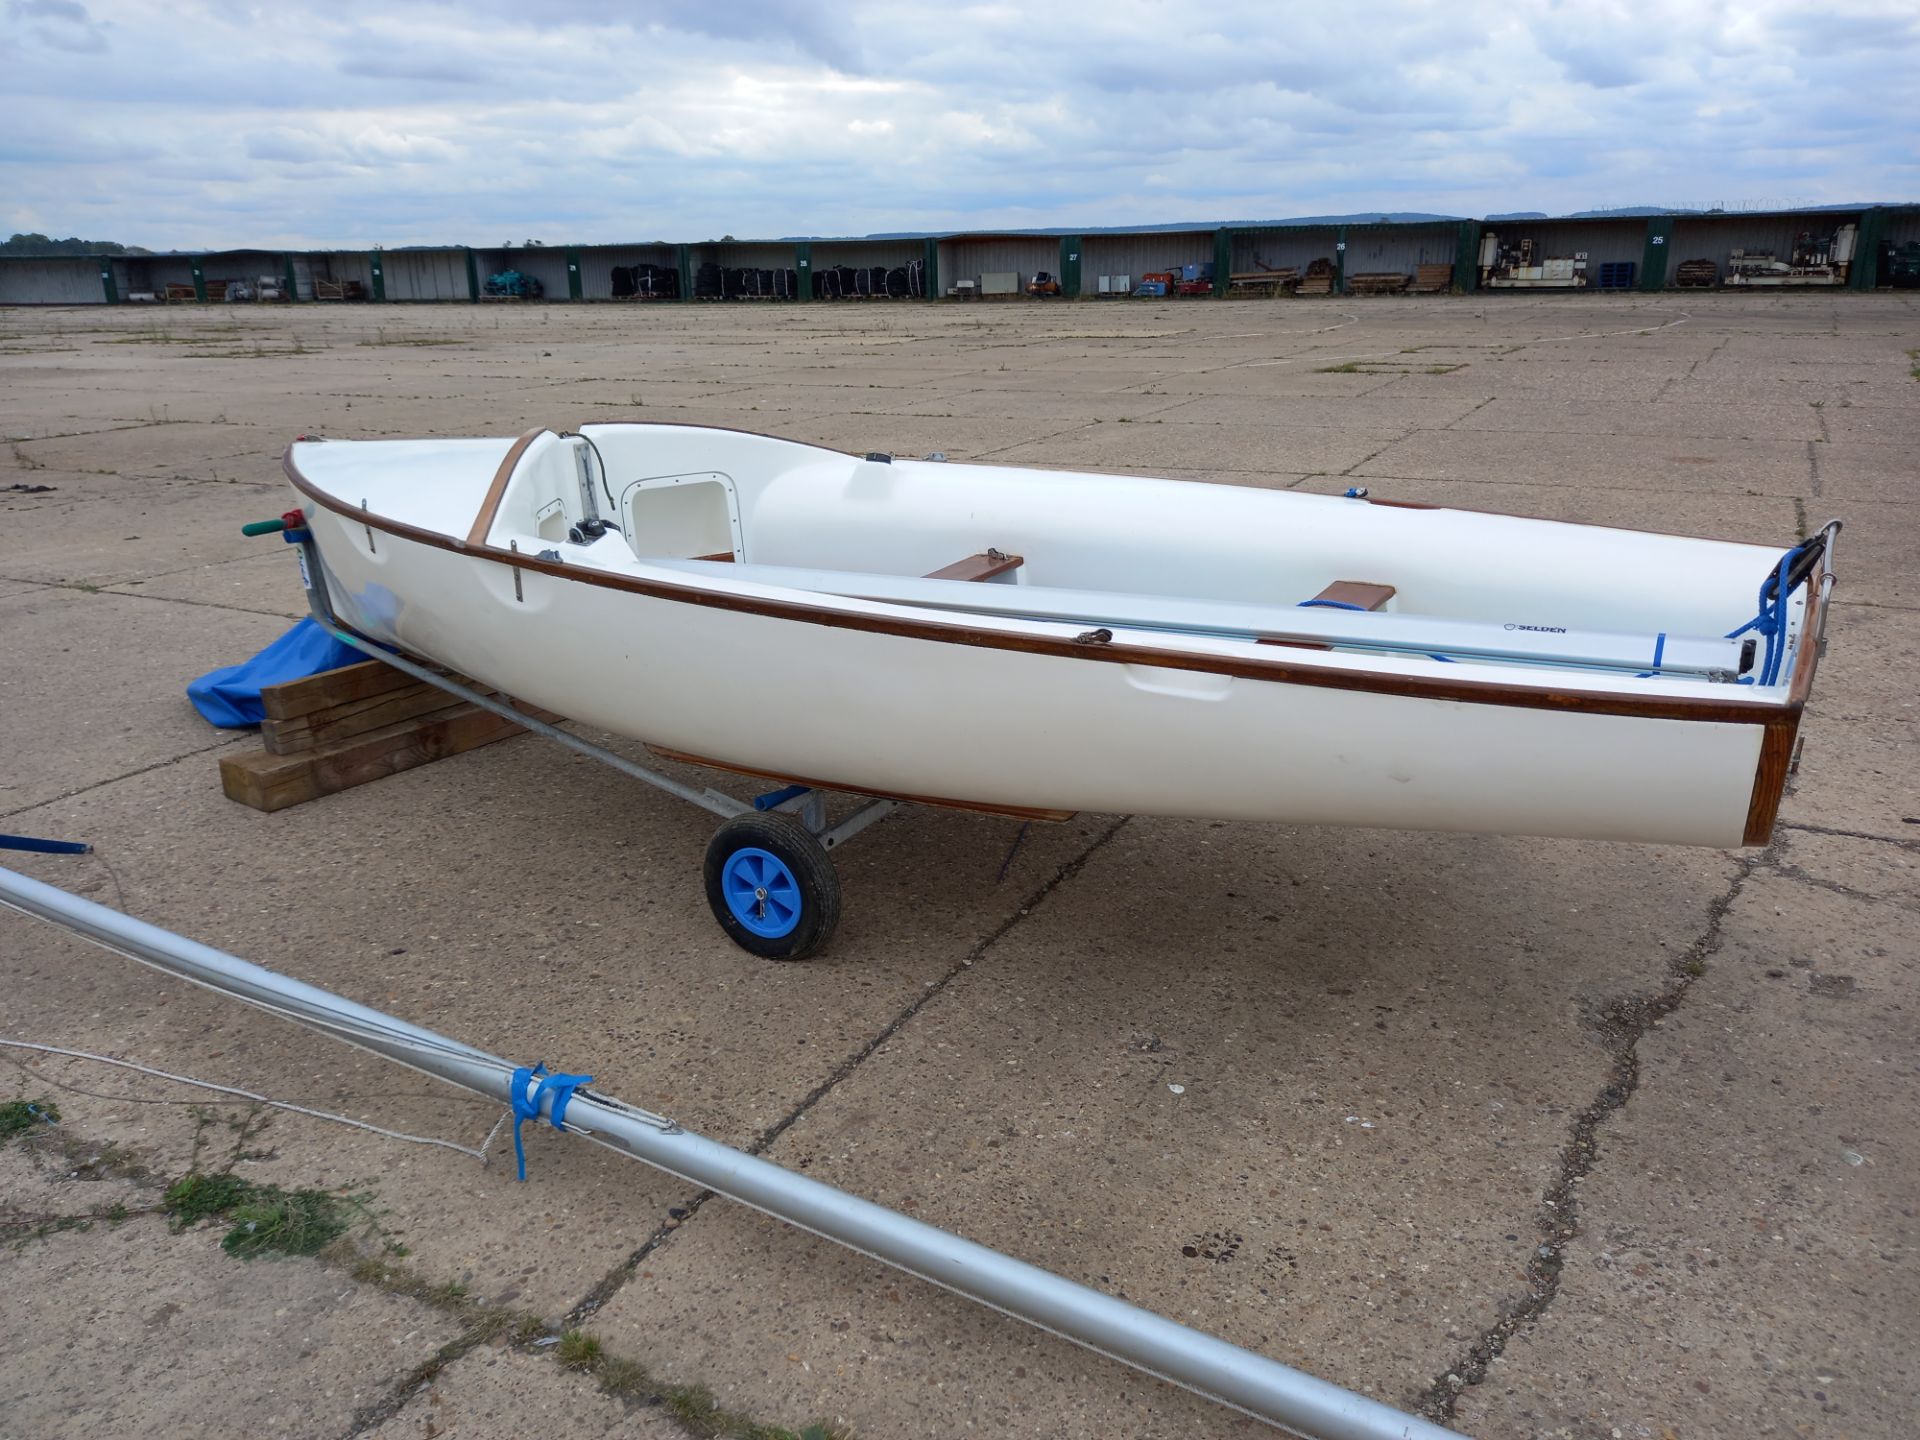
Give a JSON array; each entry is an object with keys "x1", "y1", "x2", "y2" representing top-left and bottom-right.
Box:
[
  {"x1": 509, "y1": 1063, "x2": 595, "y2": 1182},
  {"x1": 1726, "y1": 541, "x2": 1811, "y2": 686},
  {"x1": 720, "y1": 847, "x2": 803, "y2": 939}
]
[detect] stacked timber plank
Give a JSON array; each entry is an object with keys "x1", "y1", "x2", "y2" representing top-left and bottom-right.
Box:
[
  {"x1": 219, "y1": 658, "x2": 553, "y2": 813},
  {"x1": 1230, "y1": 268, "x2": 1299, "y2": 293},
  {"x1": 1412, "y1": 263, "x2": 1453, "y2": 293},
  {"x1": 1348, "y1": 272, "x2": 1411, "y2": 296}
]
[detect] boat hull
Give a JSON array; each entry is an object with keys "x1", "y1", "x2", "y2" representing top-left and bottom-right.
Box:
[{"x1": 303, "y1": 508, "x2": 1766, "y2": 847}]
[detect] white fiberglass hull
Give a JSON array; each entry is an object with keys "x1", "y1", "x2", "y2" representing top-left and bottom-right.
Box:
[{"x1": 285, "y1": 423, "x2": 1831, "y2": 848}]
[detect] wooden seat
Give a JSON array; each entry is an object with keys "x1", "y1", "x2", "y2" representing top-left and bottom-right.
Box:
[
  {"x1": 926, "y1": 549, "x2": 1022, "y2": 583},
  {"x1": 1261, "y1": 580, "x2": 1395, "y2": 650},
  {"x1": 1307, "y1": 580, "x2": 1395, "y2": 611}
]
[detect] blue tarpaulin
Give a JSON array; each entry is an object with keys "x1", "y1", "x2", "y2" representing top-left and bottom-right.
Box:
[{"x1": 187, "y1": 619, "x2": 364, "y2": 729}]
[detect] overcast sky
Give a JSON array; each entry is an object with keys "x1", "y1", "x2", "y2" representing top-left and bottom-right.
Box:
[{"x1": 2, "y1": 0, "x2": 1914, "y2": 249}]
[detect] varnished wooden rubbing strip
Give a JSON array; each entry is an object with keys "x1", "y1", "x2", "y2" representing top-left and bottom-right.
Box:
[
  {"x1": 284, "y1": 445, "x2": 1794, "y2": 728},
  {"x1": 1742, "y1": 715, "x2": 1799, "y2": 845},
  {"x1": 464, "y1": 428, "x2": 550, "y2": 547},
  {"x1": 926, "y1": 551, "x2": 1024, "y2": 583}
]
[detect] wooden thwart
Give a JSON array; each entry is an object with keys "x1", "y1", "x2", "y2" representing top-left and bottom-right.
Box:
[
  {"x1": 925, "y1": 550, "x2": 1023, "y2": 583},
  {"x1": 221, "y1": 659, "x2": 552, "y2": 813}
]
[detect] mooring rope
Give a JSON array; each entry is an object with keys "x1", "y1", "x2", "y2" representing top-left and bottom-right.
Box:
[{"x1": 0, "y1": 1038, "x2": 502, "y2": 1163}]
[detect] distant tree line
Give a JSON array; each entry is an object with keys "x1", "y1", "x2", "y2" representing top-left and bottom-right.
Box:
[{"x1": 1, "y1": 233, "x2": 152, "y2": 256}]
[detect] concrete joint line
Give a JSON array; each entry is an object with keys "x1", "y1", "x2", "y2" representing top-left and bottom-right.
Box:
[
  {"x1": 562, "y1": 815, "x2": 1132, "y2": 1328},
  {"x1": 0, "y1": 734, "x2": 252, "y2": 823},
  {"x1": 1417, "y1": 849, "x2": 1767, "y2": 1422},
  {"x1": 1781, "y1": 820, "x2": 1920, "y2": 853}
]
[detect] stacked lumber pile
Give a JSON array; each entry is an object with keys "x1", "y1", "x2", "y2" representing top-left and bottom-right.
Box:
[
  {"x1": 1347, "y1": 272, "x2": 1410, "y2": 296},
  {"x1": 219, "y1": 658, "x2": 553, "y2": 813},
  {"x1": 1674, "y1": 259, "x2": 1718, "y2": 288},
  {"x1": 1413, "y1": 263, "x2": 1453, "y2": 293},
  {"x1": 1229, "y1": 269, "x2": 1299, "y2": 293}
]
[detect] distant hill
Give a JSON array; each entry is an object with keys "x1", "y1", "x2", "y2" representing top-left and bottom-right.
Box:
[{"x1": 1, "y1": 233, "x2": 150, "y2": 257}]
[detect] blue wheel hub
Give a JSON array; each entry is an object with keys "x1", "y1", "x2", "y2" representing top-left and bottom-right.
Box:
[{"x1": 720, "y1": 847, "x2": 802, "y2": 939}]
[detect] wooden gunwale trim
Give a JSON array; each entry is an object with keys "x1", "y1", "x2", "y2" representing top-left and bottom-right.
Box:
[
  {"x1": 464, "y1": 428, "x2": 550, "y2": 547},
  {"x1": 283, "y1": 444, "x2": 1798, "y2": 729},
  {"x1": 1741, "y1": 528, "x2": 1836, "y2": 843},
  {"x1": 647, "y1": 745, "x2": 1077, "y2": 823}
]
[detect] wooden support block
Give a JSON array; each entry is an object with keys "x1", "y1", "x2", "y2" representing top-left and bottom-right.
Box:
[
  {"x1": 220, "y1": 698, "x2": 554, "y2": 813},
  {"x1": 260, "y1": 658, "x2": 421, "y2": 723},
  {"x1": 262, "y1": 678, "x2": 465, "y2": 755}
]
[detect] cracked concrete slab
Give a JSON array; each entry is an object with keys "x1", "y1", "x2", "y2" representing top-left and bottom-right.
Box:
[
  {"x1": 0, "y1": 1219, "x2": 463, "y2": 1439},
  {"x1": 0, "y1": 585, "x2": 281, "y2": 815},
  {"x1": 1355, "y1": 428, "x2": 1815, "y2": 496},
  {"x1": 585, "y1": 823, "x2": 1737, "y2": 1436},
  {"x1": 362, "y1": 1346, "x2": 690, "y2": 1440},
  {"x1": 1456, "y1": 858, "x2": 1919, "y2": 1439},
  {"x1": 0, "y1": 468, "x2": 285, "y2": 586},
  {"x1": 0, "y1": 293, "x2": 1915, "y2": 1440}
]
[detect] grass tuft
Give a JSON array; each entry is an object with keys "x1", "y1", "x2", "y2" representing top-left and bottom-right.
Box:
[
  {"x1": 162, "y1": 1171, "x2": 362, "y2": 1258},
  {"x1": 0, "y1": 1098, "x2": 59, "y2": 1146},
  {"x1": 555, "y1": 1329, "x2": 605, "y2": 1371}
]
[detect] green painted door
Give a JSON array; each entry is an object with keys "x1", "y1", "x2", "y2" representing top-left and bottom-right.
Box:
[
  {"x1": 923, "y1": 238, "x2": 939, "y2": 299},
  {"x1": 1213, "y1": 229, "x2": 1232, "y2": 296},
  {"x1": 565, "y1": 247, "x2": 583, "y2": 301},
  {"x1": 1333, "y1": 227, "x2": 1348, "y2": 295},
  {"x1": 1059, "y1": 236, "x2": 1081, "y2": 297},
  {"x1": 189, "y1": 257, "x2": 207, "y2": 303},
  {"x1": 1454, "y1": 222, "x2": 1480, "y2": 293},
  {"x1": 368, "y1": 252, "x2": 386, "y2": 301},
  {"x1": 464, "y1": 248, "x2": 480, "y2": 302},
  {"x1": 795, "y1": 241, "x2": 813, "y2": 300},
  {"x1": 1640, "y1": 217, "x2": 1673, "y2": 291},
  {"x1": 1850, "y1": 208, "x2": 1886, "y2": 290},
  {"x1": 98, "y1": 258, "x2": 118, "y2": 304}
]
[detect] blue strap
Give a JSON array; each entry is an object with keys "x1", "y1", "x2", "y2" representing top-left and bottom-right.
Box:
[
  {"x1": 1651, "y1": 633, "x2": 1666, "y2": 670},
  {"x1": 509, "y1": 1063, "x2": 596, "y2": 1182},
  {"x1": 1723, "y1": 541, "x2": 1809, "y2": 687}
]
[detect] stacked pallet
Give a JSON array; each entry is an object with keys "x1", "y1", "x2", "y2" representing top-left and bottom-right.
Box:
[
  {"x1": 1412, "y1": 263, "x2": 1453, "y2": 293},
  {"x1": 1229, "y1": 269, "x2": 1299, "y2": 293},
  {"x1": 1347, "y1": 272, "x2": 1410, "y2": 296},
  {"x1": 1294, "y1": 259, "x2": 1337, "y2": 296},
  {"x1": 219, "y1": 659, "x2": 553, "y2": 813},
  {"x1": 1674, "y1": 259, "x2": 1718, "y2": 288}
]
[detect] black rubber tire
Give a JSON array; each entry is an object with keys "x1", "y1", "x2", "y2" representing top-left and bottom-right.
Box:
[{"x1": 703, "y1": 813, "x2": 841, "y2": 961}]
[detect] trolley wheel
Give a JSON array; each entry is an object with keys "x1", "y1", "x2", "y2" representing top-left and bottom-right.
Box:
[{"x1": 703, "y1": 813, "x2": 841, "y2": 961}]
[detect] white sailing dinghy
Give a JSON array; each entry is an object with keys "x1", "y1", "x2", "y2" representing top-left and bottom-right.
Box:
[{"x1": 280, "y1": 422, "x2": 1834, "y2": 949}]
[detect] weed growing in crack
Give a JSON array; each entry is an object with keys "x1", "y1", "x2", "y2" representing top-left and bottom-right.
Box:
[
  {"x1": 552, "y1": 1328, "x2": 844, "y2": 1439},
  {"x1": 162, "y1": 1171, "x2": 369, "y2": 1258},
  {"x1": 0, "y1": 1098, "x2": 59, "y2": 1145}
]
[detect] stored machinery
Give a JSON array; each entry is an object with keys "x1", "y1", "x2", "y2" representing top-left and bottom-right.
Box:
[
  {"x1": 1025, "y1": 271, "x2": 1062, "y2": 297},
  {"x1": 483, "y1": 269, "x2": 543, "y2": 299},
  {"x1": 1478, "y1": 233, "x2": 1587, "y2": 289},
  {"x1": 1724, "y1": 224, "x2": 1857, "y2": 287},
  {"x1": 1885, "y1": 240, "x2": 1920, "y2": 289}
]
